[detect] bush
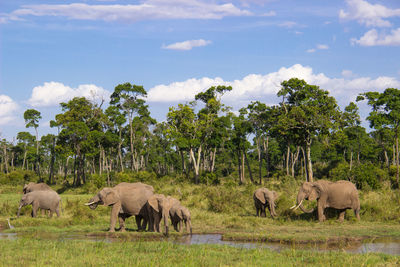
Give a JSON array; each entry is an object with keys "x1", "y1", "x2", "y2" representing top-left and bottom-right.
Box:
[{"x1": 0, "y1": 170, "x2": 38, "y2": 186}]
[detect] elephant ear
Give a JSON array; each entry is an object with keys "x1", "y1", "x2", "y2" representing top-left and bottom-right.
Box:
[
  {"x1": 255, "y1": 189, "x2": 266, "y2": 204},
  {"x1": 23, "y1": 184, "x2": 28, "y2": 194},
  {"x1": 272, "y1": 191, "x2": 278, "y2": 201},
  {"x1": 177, "y1": 207, "x2": 184, "y2": 220},
  {"x1": 148, "y1": 196, "x2": 160, "y2": 212},
  {"x1": 309, "y1": 183, "x2": 322, "y2": 201},
  {"x1": 101, "y1": 188, "x2": 119, "y2": 206}
]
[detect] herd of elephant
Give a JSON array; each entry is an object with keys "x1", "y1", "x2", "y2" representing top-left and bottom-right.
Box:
[
  {"x1": 254, "y1": 180, "x2": 360, "y2": 222},
  {"x1": 16, "y1": 179, "x2": 361, "y2": 234},
  {"x1": 17, "y1": 182, "x2": 192, "y2": 235}
]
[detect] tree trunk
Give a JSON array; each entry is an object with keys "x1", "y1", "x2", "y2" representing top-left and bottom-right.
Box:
[
  {"x1": 190, "y1": 146, "x2": 201, "y2": 184},
  {"x1": 244, "y1": 150, "x2": 254, "y2": 184},
  {"x1": 396, "y1": 132, "x2": 399, "y2": 187},
  {"x1": 48, "y1": 136, "x2": 55, "y2": 184},
  {"x1": 306, "y1": 144, "x2": 313, "y2": 182},
  {"x1": 286, "y1": 146, "x2": 290, "y2": 176}
]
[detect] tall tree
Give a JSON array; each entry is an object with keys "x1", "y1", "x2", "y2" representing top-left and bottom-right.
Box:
[
  {"x1": 277, "y1": 78, "x2": 340, "y2": 182},
  {"x1": 24, "y1": 109, "x2": 42, "y2": 179},
  {"x1": 358, "y1": 88, "x2": 400, "y2": 186},
  {"x1": 110, "y1": 83, "x2": 147, "y2": 171}
]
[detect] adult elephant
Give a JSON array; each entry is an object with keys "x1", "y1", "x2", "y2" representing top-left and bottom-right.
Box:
[
  {"x1": 23, "y1": 182, "x2": 52, "y2": 194},
  {"x1": 253, "y1": 188, "x2": 278, "y2": 218},
  {"x1": 291, "y1": 180, "x2": 360, "y2": 222},
  {"x1": 146, "y1": 194, "x2": 180, "y2": 235},
  {"x1": 17, "y1": 190, "x2": 61, "y2": 218},
  {"x1": 169, "y1": 204, "x2": 192, "y2": 234},
  {"x1": 85, "y1": 182, "x2": 154, "y2": 232}
]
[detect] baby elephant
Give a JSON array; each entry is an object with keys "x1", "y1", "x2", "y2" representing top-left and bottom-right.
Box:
[
  {"x1": 253, "y1": 188, "x2": 278, "y2": 218},
  {"x1": 17, "y1": 190, "x2": 61, "y2": 218},
  {"x1": 169, "y1": 205, "x2": 192, "y2": 234}
]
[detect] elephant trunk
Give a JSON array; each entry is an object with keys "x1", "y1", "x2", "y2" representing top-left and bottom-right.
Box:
[
  {"x1": 270, "y1": 202, "x2": 277, "y2": 217},
  {"x1": 297, "y1": 194, "x2": 314, "y2": 214},
  {"x1": 187, "y1": 219, "x2": 192, "y2": 235},
  {"x1": 17, "y1": 204, "x2": 22, "y2": 218}
]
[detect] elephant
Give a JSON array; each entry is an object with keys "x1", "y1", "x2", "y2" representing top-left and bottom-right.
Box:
[
  {"x1": 146, "y1": 194, "x2": 180, "y2": 235},
  {"x1": 23, "y1": 182, "x2": 56, "y2": 215},
  {"x1": 23, "y1": 182, "x2": 52, "y2": 194},
  {"x1": 291, "y1": 180, "x2": 360, "y2": 222},
  {"x1": 85, "y1": 182, "x2": 154, "y2": 232},
  {"x1": 169, "y1": 204, "x2": 192, "y2": 234},
  {"x1": 17, "y1": 190, "x2": 61, "y2": 218},
  {"x1": 253, "y1": 188, "x2": 278, "y2": 218}
]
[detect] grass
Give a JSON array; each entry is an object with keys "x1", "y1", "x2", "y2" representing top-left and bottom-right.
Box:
[
  {"x1": 1, "y1": 237, "x2": 399, "y2": 267},
  {"x1": 2, "y1": 180, "x2": 400, "y2": 266}
]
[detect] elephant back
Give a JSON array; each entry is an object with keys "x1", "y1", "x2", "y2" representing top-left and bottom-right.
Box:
[{"x1": 116, "y1": 184, "x2": 154, "y2": 215}]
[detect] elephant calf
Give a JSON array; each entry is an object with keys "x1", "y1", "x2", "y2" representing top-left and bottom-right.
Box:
[
  {"x1": 169, "y1": 204, "x2": 192, "y2": 234},
  {"x1": 17, "y1": 190, "x2": 61, "y2": 218},
  {"x1": 253, "y1": 188, "x2": 278, "y2": 218}
]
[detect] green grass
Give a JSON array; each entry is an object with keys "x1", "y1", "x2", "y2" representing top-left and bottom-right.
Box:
[
  {"x1": 1, "y1": 237, "x2": 399, "y2": 267},
  {"x1": 2, "y1": 180, "x2": 400, "y2": 243}
]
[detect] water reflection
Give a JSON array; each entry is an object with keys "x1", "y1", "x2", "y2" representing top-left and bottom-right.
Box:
[{"x1": 1, "y1": 232, "x2": 400, "y2": 255}]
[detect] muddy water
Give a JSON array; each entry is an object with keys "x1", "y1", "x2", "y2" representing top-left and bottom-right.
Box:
[{"x1": 1, "y1": 232, "x2": 400, "y2": 255}]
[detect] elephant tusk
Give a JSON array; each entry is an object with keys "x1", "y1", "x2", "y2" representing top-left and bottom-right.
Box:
[
  {"x1": 290, "y1": 199, "x2": 303, "y2": 210},
  {"x1": 84, "y1": 201, "x2": 96, "y2": 206}
]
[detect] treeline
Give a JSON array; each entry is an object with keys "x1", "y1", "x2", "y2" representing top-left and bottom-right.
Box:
[{"x1": 1, "y1": 78, "x2": 399, "y2": 189}]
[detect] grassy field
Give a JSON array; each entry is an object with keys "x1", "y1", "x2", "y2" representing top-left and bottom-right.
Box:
[{"x1": 1, "y1": 179, "x2": 400, "y2": 266}]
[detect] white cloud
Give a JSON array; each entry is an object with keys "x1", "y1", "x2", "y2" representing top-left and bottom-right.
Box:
[
  {"x1": 307, "y1": 44, "x2": 329, "y2": 53},
  {"x1": 341, "y1": 70, "x2": 355, "y2": 78},
  {"x1": 1, "y1": 1, "x2": 252, "y2": 23},
  {"x1": 351, "y1": 28, "x2": 400, "y2": 46},
  {"x1": 28, "y1": 82, "x2": 110, "y2": 107},
  {"x1": 339, "y1": 0, "x2": 400, "y2": 28},
  {"x1": 147, "y1": 64, "x2": 400, "y2": 109},
  {"x1": 0, "y1": 95, "x2": 19, "y2": 125},
  {"x1": 162, "y1": 39, "x2": 212, "y2": 51}
]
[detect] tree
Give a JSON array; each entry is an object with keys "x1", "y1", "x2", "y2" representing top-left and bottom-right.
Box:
[
  {"x1": 277, "y1": 78, "x2": 340, "y2": 182},
  {"x1": 358, "y1": 88, "x2": 400, "y2": 186},
  {"x1": 110, "y1": 83, "x2": 148, "y2": 171},
  {"x1": 24, "y1": 109, "x2": 42, "y2": 179}
]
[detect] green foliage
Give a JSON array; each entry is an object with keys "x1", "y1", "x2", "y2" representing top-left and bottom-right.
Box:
[{"x1": 0, "y1": 170, "x2": 38, "y2": 186}]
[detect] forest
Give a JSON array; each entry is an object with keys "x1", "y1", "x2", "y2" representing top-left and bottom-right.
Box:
[{"x1": 1, "y1": 77, "x2": 399, "y2": 190}]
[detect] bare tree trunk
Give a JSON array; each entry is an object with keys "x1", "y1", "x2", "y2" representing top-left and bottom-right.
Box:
[
  {"x1": 244, "y1": 150, "x2": 254, "y2": 184},
  {"x1": 286, "y1": 146, "x2": 290, "y2": 176},
  {"x1": 305, "y1": 142, "x2": 313, "y2": 182},
  {"x1": 350, "y1": 149, "x2": 353, "y2": 171},
  {"x1": 291, "y1": 147, "x2": 300, "y2": 177},
  {"x1": 396, "y1": 133, "x2": 399, "y2": 187}
]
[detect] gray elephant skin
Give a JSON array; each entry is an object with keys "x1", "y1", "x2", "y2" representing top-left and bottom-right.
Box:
[
  {"x1": 169, "y1": 204, "x2": 192, "y2": 234},
  {"x1": 253, "y1": 188, "x2": 278, "y2": 218},
  {"x1": 85, "y1": 182, "x2": 154, "y2": 232},
  {"x1": 146, "y1": 194, "x2": 180, "y2": 235},
  {"x1": 23, "y1": 182, "x2": 52, "y2": 194},
  {"x1": 17, "y1": 190, "x2": 61, "y2": 218},
  {"x1": 292, "y1": 180, "x2": 360, "y2": 222}
]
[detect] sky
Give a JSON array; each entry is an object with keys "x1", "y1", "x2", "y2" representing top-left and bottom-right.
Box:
[{"x1": 1, "y1": 0, "x2": 400, "y2": 140}]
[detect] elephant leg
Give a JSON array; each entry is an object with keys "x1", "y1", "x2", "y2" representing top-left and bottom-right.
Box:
[
  {"x1": 338, "y1": 210, "x2": 346, "y2": 222},
  {"x1": 109, "y1": 203, "x2": 121, "y2": 232},
  {"x1": 56, "y1": 207, "x2": 60, "y2": 217},
  {"x1": 135, "y1": 215, "x2": 142, "y2": 231},
  {"x1": 49, "y1": 209, "x2": 53, "y2": 218},
  {"x1": 118, "y1": 215, "x2": 126, "y2": 232},
  {"x1": 152, "y1": 211, "x2": 160, "y2": 232},
  {"x1": 179, "y1": 220, "x2": 183, "y2": 233},
  {"x1": 41, "y1": 209, "x2": 46, "y2": 216},
  {"x1": 32, "y1": 206, "x2": 38, "y2": 218},
  {"x1": 354, "y1": 208, "x2": 360, "y2": 220},
  {"x1": 141, "y1": 216, "x2": 148, "y2": 231},
  {"x1": 317, "y1": 202, "x2": 325, "y2": 222}
]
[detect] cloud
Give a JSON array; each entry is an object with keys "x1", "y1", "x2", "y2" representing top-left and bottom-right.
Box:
[
  {"x1": 28, "y1": 82, "x2": 110, "y2": 107},
  {"x1": 147, "y1": 64, "x2": 400, "y2": 109},
  {"x1": 339, "y1": 0, "x2": 400, "y2": 28},
  {"x1": 0, "y1": 95, "x2": 19, "y2": 125},
  {"x1": 162, "y1": 39, "x2": 212, "y2": 51},
  {"x1": 1, "y1": 0, "x2": 252, "y2": 23},
  {"x1": 307, "y1": 44, "x2": 329, "y2": 53},
  {"x1": 351, "y1": 28, "x2": 400, "y2": 46}
]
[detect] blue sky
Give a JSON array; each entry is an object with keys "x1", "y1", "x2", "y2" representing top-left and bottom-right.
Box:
[{"x1": 1, "y1": 0, "x2": 400, "y2": 140}]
